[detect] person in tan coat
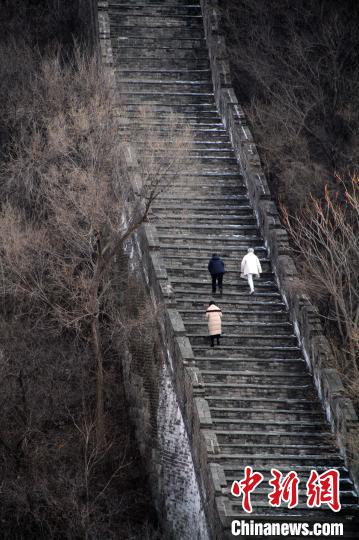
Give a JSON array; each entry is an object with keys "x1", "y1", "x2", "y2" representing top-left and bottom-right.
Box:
[{"x1": 206, "y1": 301, "x2": 222, "y2": 347}]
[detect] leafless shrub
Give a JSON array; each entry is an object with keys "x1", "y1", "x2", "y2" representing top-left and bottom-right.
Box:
[
  {"x1": 223, "y1": 0, "x2": 359, "y2": 208},
  {"x1": 0, "y1": 48, "x2": 190, "y2": 446},
  {"x1": 0, "y1": 43, "x2": 190, "y2": 537},
  {"x1": 282, "y1": 178, "x2": 359, "y2": 399}
]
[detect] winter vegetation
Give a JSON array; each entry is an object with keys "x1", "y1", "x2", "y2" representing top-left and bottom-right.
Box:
[
  {"x1": 1, "y1": 0, "x2": 358, "y2": 537},
  {"x1": 223, "y1": 0, "x2": 359, "y2": 407},
  {"x1": 0, "y1": 2, "x2": 190, "y2": 538}
]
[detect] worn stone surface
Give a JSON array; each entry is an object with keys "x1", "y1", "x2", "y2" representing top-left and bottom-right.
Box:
[
  {"x1": 200, "y1": 0, "x2": 359, "y2": 498},
  {"x1": 97, "y1": 1, "x2": 359, "y2": 538}
]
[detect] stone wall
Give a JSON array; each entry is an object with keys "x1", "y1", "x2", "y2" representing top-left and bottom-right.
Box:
[
  {"x1": 125, "y1": 223, "x2": 219, "y2": 539},
  {"x1": 200, "y1": 0, "x2": 359, "y2": 494}
]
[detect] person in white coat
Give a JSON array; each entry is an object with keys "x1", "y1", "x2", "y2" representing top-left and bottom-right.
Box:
[{"x1": 240, "y1": 248, "x2": 262, "y2": 295}]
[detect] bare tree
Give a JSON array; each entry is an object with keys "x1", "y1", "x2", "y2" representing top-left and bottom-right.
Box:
[
  {"x1": 0, "y1": 51, "x2": 191, "y2": 449},
  {"x1": 282, "y1": 177, "x2": 359, "y2": 390},
  {"x1": 222, "y1": 0, "x2": 359, "y2": 208}
]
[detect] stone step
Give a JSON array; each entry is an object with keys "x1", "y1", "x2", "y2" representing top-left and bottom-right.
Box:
[
  {"x1": 113, "y1": 54, "x2": 210, "y2": 69},
  {"x1": 122, "y1": 103, "x2": 217, "y2": 115},
  {"x1": 111, "y1": 20, "x2": 204, "y2": 33},
  {"x1": 154, "y1": 202, "x2": 251, "y2": 212},
  {"x1": 110, "y1": 12, "x2": 203, "y2": 22},
  {"x1": 160, "y1": 248, "x2": 269, "y2": 260},
  {"x1": 215, "y1": 429, "x2": 332, "y2": 444},
  {"x1": 223, "y1": 462, "x2": 349, "y2": 476},
  {"x1": 113, "y1": 43, "x2": 209, "y2": 58},
  {"x1": 158, "y1": 231, "x2": 265, "y2": 245},
  {"x1": 114, "y1": 37, "x2": 206, "y2": 49},
  {"x1": 170, "y1": 277, "x2": 275, "y2": 288},
  {"x1": 181, "y1": 308, "x2": 289, "y2": 324},
  {"x1": 158, "y1": 239, "x2": 264, "y2": 251},
  {"x1": 215, "y1": 453, "x2": 345, "y2": 467},
  {"x1": 108, "y1": 5, "x2": 202, "y2": 18},
  {"x1": 154, "y1": 216, "x2": 258, "y2": 227},
  {"x1": 157, "y1": 191, "x2": 247, "y2": 201},
  {"x1": 155, "y1": 223, "x2": 258, "y2": 235},
  {"x1": 167, "y1": 265, "x2": 269, "y2": 275},
  {"x1": 114, "y1": 68, "x2": 212, "y2": 82},
  {"x1": 126, "y1": 140, "x2": 233, "y2": 151},
  {"x1": 174, "y1": 157, "x2": 239, "y2": 168},
  {"x1": 142, "y1": 141, "x2": 233, "y2": 150},
  {"x1": 154, "y1": 186, "x2": 248, "y2": 197},
  {"x1": 115, "y1": 66, "x2": 214, "y2": 89},
  {"x1": 139, "y1": 158, "x2": 239, "y2": 170},
  {"x1": 159, "y1": 170, "x2": 241, "y2": 177},
  {"x1": 206, "y1": 396, "x2": 316, "y2": 412},
  {"x1": 166, "y1": 266, "x2": 272, "y2": 276},
  {"x1": 220, "y1": 443, "x2": 337, "y2": 458},
  {"x1": 209, "y1": 407, "x2": 323, "y2": 422},
  {"x1": 190, "y1": 334, "x2": 298, "y2": 348},
  {"x1": 194, "y1": 357, "x2": 306, "y2": 372},
  {"x1": 116, "y1": 93, "x2": 215, "y2": 107},
  {"x1": 123, "y1": 127, "x2": 229, "y2": 138},
  {"x1": 161, "y1": 252, "x2": 271, "y2": 260},
  {"x1": 149, "y1": 150, "x2": 238, "y2": 159},
  {"x1": 118, "y1": 119, "x2": 222, "y2": 130},
  {"x1": 193, "y1": 346, "x2": 302, "y2": 360},
  {"x1": 156, "y1": 174, "x2": 246, "y2": 186},
  {"x1": 162, "y1": 256, "x2": 270, "y2": 269},
  {"x1": 169, "y1": 277, "x2": 275, "y2": 289},
  {"x1": 176, "y1": 300, "x2": 285, "y2": 312},
  {"x1": 159, "y1": 254, "x2": 270, "y2": 266},
  {"x1": 201, "y1": 371, "x2": 310, "y2": 387},
  {"x1": 118, "y1": 111, "x2": 219, "y2": 121},
  {"x1": 186, "y1": 323, "x2": 292, "y2": 336},
  {"x1": 172, "y1": 288, "x2": 279, "y2": 299},
  {"x1": 170, "y1": 270, "x2": 271, "y2": 280},
  {"x1": 180, "y1": 309, "x2": 287, "y2": 323},
  {"x1": 152, "y1": 203, "x2": 254, "y2": 215},
  {"x1": 201, "y1": 382, "x2": 311, "y2": 398},
  {"x1": 162, "y1": 254, "x2": 269, "y2": 264},
  {"x1": 124, "y1": 118, "x2": 223, "y2": 128}
]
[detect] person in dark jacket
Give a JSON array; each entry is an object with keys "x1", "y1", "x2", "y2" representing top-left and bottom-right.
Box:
[{"x1": 208, "y1": 254, "x2": 225, "y2": 295}]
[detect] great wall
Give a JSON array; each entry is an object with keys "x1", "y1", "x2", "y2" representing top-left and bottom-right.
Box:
[{"x1": 90, "y1": 1, "x2": 359, "y2": 537}]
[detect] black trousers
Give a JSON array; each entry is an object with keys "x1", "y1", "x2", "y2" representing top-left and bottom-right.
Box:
[
  {"x1": 210, "y1": 334, "x2": 221, "y2": 347},
  {"x1": 211, "y1": 272, "x2": 224, "y2": 293}
]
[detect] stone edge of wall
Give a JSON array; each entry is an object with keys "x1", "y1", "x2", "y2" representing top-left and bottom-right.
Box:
[
  {"x1": 200, "y1": 0, "x2": 359, "y2": 498},
  {"x1": 97, "y1": 3, "x2": 225, "y2": 538}
]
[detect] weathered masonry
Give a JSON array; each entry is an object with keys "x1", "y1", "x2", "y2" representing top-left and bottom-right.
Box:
[{"x1": 96, "y1": 0, "x2": 359, "y2": 538}]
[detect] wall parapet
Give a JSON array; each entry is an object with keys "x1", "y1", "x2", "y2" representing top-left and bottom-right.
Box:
[{"x1": 200, "y1": 0, "x2": 359, "y2": 495}]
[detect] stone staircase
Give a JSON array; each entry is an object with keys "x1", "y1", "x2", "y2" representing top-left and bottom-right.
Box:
[{"x1": 106, "y1": 0, "x2": 358, "y2": 536}]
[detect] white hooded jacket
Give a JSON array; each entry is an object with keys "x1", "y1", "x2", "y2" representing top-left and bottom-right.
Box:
[{"x1": 241, "y1": 252, "x2": 262, "y2": 278}]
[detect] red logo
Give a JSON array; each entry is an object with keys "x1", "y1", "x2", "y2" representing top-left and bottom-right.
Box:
[
  {"x1": 231, "y1": 466, "x2": 264, "y2": 513},
  {"x1": 268, "y1": 468, "x2": 299, "y2": 509},
  {"x1": 230, "y1": 467, "x2": 341, "y2": 512},
  {"x1": 306, "y1": 469, "x2": 341, "y2": 512}
]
